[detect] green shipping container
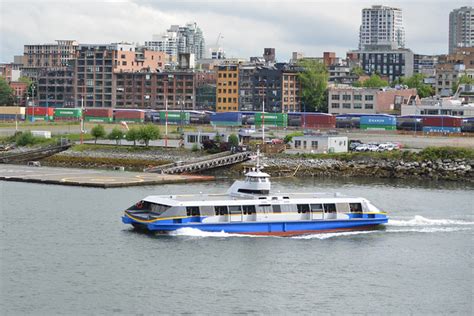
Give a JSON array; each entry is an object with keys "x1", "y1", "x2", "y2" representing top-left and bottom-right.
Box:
[
  {"x1": 159, "y1": 111, "x2": 190, "y2": 122},
  {"x1": 255, "y1": 113, "x2": 288, "y2": 127},
  {"x1": 113, "y1": 118, "x2": 144, "y2": 123},
  {"x1": 360, "y1": 124, "x2": 396, "y2": 131},
  {"x1": 85, "y1": 116, "x2": 113, "y2": 123},
  {"x1": 26, "y1": 115, "x2": 53, "y2": 121},
  {"x1": 54, "y1": 108, "x2": 82, "y2": 117}
]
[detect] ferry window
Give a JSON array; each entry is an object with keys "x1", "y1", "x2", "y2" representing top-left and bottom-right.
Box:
[
  {"x1": 323, "y1": 204, "x2": 337, "y2": 213},
  {"x1": 272, "y1": 205, "x2": 281, "y2": 213},
  {"x1": 349, "y1": 203, "x2": 363, "y2": 213},
  {"x1": 297, "y1": 204, "x2": 310, "y2": 213},
  {"x1": 215, "y1": 206, "x2": 228, "y2": 216},
  {"x1": 130, "y1": 200, "x2": 151, "y2": 211},
  {"x1": 186, "y1": 206, "x2": 200, "y2": 216},
  {"x1": 310, "y1": 204, "x2": 323, "y2": 212},
  {"x1": 243, "y1": 205, "x2": 256, "y2": 214},
  {"x1": 150, "y1": 203, "x2": 171, "y2": 215},
  {"x1": 228, "y1": 206, "x2": 242, "y2": 214}
]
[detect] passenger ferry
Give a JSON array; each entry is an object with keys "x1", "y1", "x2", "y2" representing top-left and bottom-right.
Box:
[{"x1": 122, "y1": 153, "x2": 388, "y2": 236}]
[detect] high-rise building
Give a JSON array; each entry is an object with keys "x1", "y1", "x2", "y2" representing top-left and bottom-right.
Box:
[
  {"x1": 359, "y1": 5, "x2": 405, "y2": 50},
  {"x1": 22, "y1": 40, "x2": 78, "y2": 78},
  {"x1": 75, "y1": 43, "x2": 166, "y2": 108},
  {"x1": 145, "y1": 22, "x2": 205, "y2": 64},
  {"x1": 449, "y1": 6, "x2": 474, "y2": 54}
]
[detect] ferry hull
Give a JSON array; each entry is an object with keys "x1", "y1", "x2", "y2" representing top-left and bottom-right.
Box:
[{"x1": 123, "y1": 216, "x2": 388, "y2": 236}]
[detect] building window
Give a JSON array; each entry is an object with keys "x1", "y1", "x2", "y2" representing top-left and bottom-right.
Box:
[
  {"x1": 331, "y1": 103, "x2": 340, "y2": 108},
  {"x1": 365, "y1": 104, "x2": 374, "y2": 109},
  {"x1": 354, "y1": 103, "x2": 362, "y2": 109},
  {"x1": 294, "y1": 140, "x2": 301, "y2": 148},
  {"x1": 343, "y1": 103, "x2": 351, "y2": 109},
  {"x1": 365, "y1": 95, "x2": 374, "y2": 101},
  {"x1": 354, "y1": 95, "x2": 362, "y2": 101},
  {"x1": 342, "y1": 94, "x2": 351, "y2": 101},
  {"x1": 331, "y1": 94, "x2": 340, "y2": 100},
  {"x1": 311, "y1": 141, "x2": 318, "y2": 149},
  {"x1": 187, "y1": 135, "x2": 198, "y2": 143}
]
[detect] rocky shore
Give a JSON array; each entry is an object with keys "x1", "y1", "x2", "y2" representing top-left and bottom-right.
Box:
[
  {"x1": 41, "y1": 146, "x2": 474, "y2": 182},
  {"x1": 258, "y1": 156, "x2": 474, "y2": 182}
]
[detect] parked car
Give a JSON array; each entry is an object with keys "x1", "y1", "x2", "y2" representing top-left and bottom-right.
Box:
[
  {"x1": 355, "y1": 144, "x2": 369, "y2": 152},
  {"x1": 367, "y1": 144, "x2": 379, "y2": 152}
]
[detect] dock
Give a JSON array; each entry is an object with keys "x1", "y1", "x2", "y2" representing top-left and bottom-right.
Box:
[{"x1": 0, "y1": 165, "x2": 214, "y2": 188}]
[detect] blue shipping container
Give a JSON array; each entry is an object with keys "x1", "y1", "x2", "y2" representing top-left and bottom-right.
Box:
[
  {"x1": 211, "y1": 112, "x2": 242, "y2": 122},
  {"x1": 423, "y1": 126, "x2": 461, "y2": 133},
  {"x1": 360, "y1": 115, "x2": 396, "y2": 126}
]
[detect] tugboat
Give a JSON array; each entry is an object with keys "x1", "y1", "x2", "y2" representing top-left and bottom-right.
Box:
[{"x1": 122, "y1": 151, "x2": 388, "y2": 236}]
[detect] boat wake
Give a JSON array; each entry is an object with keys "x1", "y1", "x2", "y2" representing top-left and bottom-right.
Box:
[
  {"x1": 167, "y1": 216, "x2": 472, "y2": 239},
  {"x1": 388, "y1": 215, "x2": 474, "y2": 227},
  {"x1": 169, "y1": 227, "x2": 268, "y2": 238}
]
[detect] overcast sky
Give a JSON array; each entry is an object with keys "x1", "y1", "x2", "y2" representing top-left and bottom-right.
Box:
[{"x1": 0, "y1": 0, "x2": 471, "y2": 63}]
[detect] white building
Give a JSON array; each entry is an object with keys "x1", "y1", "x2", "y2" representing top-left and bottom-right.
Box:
[
  {"x1": 449, "y1": 6, "x2": 474, "y2": 54},
  {"x1": 145, "y1": 22, "x2": 205, "y2": 64},
  {"x1": 359, "y1": 5, "x2": 405, "y2": 50},
  {"x1": 287, "y1": 135, "x2": 348, "y2": 154},
  {"x1": 183, "y1": 131, "x2": 228, "y2": 149}
]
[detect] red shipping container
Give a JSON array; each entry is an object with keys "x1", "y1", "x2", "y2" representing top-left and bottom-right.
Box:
[
  {"x1": 422, "y1": 116, "x2": 462, "y2": 127},
  {"x1": 26, "y1": 107, "x2": 54, "y2": 116},
  {"x1": 114, "y1": 110, "x2": 145, "y2": 119},
  {"x1": 84, "y1": 108, "x2": 113, "y2": 117},
  {"x1": 301, "y1": 114, "x2": 336, "y2": 128}
]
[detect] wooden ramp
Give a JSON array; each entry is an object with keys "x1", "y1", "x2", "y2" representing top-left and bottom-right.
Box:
[{"x1": 146, "y1": 151, "x2": 253, "y2": 174}]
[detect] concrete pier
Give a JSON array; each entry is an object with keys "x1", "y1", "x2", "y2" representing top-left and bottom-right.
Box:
[{"x1": 0, "y1": 165, "x2": 214, "y2": 188}]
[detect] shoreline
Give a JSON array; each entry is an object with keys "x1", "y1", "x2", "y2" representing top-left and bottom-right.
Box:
[{"x1": 33, "y1": 145, "x2": 474, "y2": 183}]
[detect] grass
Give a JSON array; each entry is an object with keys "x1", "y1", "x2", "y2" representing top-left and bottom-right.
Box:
[{"x1": 44, "y1": 155, "x2": 171, "y2": 171}]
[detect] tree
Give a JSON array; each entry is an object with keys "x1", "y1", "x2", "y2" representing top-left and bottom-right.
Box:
[
  {"x1": 125, "y1": 127, "x2": 140, "y2": 146},
  {"x1": 138, "y1": 124, "x2": 160, "y2": 147},
  {"x1": 108, "y1": 127, "x2": 124, "y2": 145},
  {"x1": 452, "y1": 73, "x2": 474, "y2": 94},
  {"x1": 360, "y1": 74, "x2": 389, "y2": 88},
  {"x1": 90, "y1": 125, "x2": 106, "y2": 144},
  {"x1": 228, "y1": 134, "x2": 239, "y2": 148},
  {"x1": 351, "y1": 66, "x2": 365, "y2": 76},
  {"x1": 0, "y1": 77, "x2": 15, "y2": 106},
  {"x1": 18, "y1": 76, "x2": 34, "y2": 98},
  {"x1": 401, "y1": 74, "x2": 434, "y2": 98},
  {"x1": 297, "y1": 59, "x2": 329, "y2": 112}
]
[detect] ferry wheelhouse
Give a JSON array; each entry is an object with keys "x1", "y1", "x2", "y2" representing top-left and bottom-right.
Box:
[{"x1": 122, "y1": 156, "x2": 388, "y2": 236}]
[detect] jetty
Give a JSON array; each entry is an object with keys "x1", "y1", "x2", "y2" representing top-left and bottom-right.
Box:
[
  {"x1": 0, "y1": 165, "x2": 214, "y2": 188},
  {"x1": 145, "y1": 151, "x2": 253, "y2": 174}
]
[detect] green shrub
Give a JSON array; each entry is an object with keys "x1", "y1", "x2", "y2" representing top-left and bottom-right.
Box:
[
  {"x1": 191, "y1": 143, "x2": 199, "y2": 152},
  {"x1": 15, "y1": 131, "x2": 36, "y2": 146}
]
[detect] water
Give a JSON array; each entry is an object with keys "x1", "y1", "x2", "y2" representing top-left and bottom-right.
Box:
[{"x1": 1, "y1": 177, "x2": 473, "y2": 315}]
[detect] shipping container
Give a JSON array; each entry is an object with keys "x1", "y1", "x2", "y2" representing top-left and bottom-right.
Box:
[
  {"x1": 461, "y1": 117, "x2": 474, "y2": 133},
  {"x1": 26, "y1": 107, "x2": 54, "y2": 116},
  {"x1": 54, "y1": 108, "x2": 82, "y2": 118},
  {"x1": 26, "y1": 115, "x2": 54, "y2": 122},
  {"x1": 0, "y1": 106, "x2": 25, "y2": 115},
  {"x1": 301, "y1": 113, "x2": 336, "y2": 129},
  {"x1": 84, "y1": 108, "x2": 113, "y2": 117},
  {"x1": 422, "y1": 116, "x2": 462, "y2": 127},
  {"x1": 159, "y1": 111, "x2": 190, "y2": 123},
  {"x1": 0, "y1": 114, "x2": 25, "y2": 121},
  {"x1": 114, "y1": 110, "x2": 145, "y2": 120},
  {"x1": 360, "y1": 124, "x2": 397, "y2": 130},
  {"x1": 360, "y1": 115, "x2": 396, "y2": 126},
  {"x1": 336, "y1": 115, "x2": 361, "y2": 129},
  {"x1": 255, "y1": 113, "x2": 288, "y2": 127},
  {"x1": 210, "y1": 121, "x2": 242, "y2": 127},
  {"x1": 84, "y1": 116, "x2": 113, "y2": 123},
  {"x1": 422, "y1": 126, "x2": 461, "y2": 133},
  {"x1": 53, "y1": 117, "x2": 81, "y2": 122},
  {"x1": 113, "y1": 118, "x2": 144, "y2": 123},
  {"x1": 396, "y1": 116, "x2": 423, "y2": 131},
  {"x1": 211, "y1": 112, "x2": 242, "y2": 123}
]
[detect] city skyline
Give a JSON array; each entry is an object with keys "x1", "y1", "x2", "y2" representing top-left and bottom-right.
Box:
[{"x1": 0, "y1": 0, "x2": 472, "y2": 63}]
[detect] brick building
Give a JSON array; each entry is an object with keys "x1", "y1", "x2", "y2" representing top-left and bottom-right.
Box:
[
  {"x1": 114, "y1": 71, "x2": 195, "y2": 109},
  {"x1": 216, "y1": 64, "x2": 239, "y2": 112}
]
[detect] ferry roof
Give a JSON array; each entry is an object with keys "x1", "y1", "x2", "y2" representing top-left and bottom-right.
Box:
[{"x1": 142, "y1": 192, "x2": 365, "y2": 207}]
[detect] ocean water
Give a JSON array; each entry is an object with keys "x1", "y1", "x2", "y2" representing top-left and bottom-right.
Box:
[{"x1": 1, "y1": 177, "x2": 473, "y2": 315}]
